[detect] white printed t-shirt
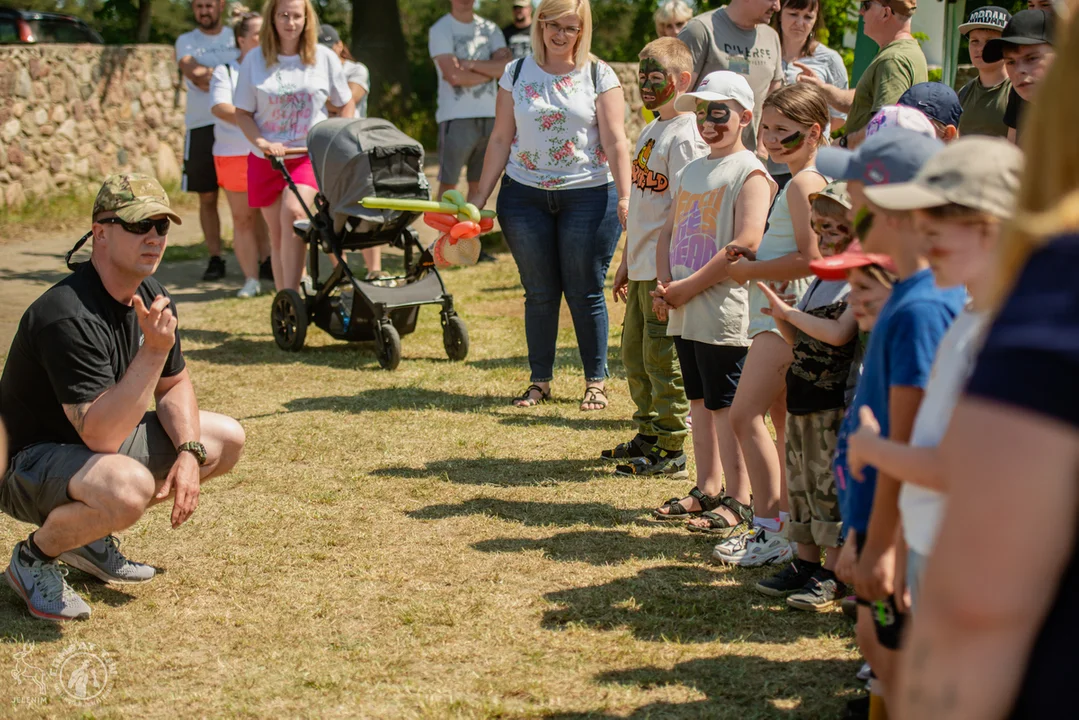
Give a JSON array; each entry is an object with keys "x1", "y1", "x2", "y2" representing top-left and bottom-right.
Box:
[
  {"x1": 666, "y1": 150, "x2": 775, "y2": 345},
  {"x1": 208, "y1": 62, "x2": 253, "y2": 158},
  {"x1": 233, "y1": 45, "x2": 351, "y2": 158},
  {"x1": 428, "y1": 14, "x2": 506, "y2": 123},
  {"x1": 175, "y1": 27, "x2": 239, "y2": 130},
  {"x1": 626, "y1": 113, "x2": 708, "y2": 281},
  {"x1": 900, "y1": 309, "x2": 988, "y2": 555},
  {"x1": 500, "y1": 56, "x2": 621, "y2": 190}
]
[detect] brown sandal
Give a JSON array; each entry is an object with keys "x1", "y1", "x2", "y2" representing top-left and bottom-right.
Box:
[
  {"x1": 513, "y1": 384, "x2": 549, "y2": 407},
  {"x1": 580, "y1": 385, "x2": 608, "y2": 411}
]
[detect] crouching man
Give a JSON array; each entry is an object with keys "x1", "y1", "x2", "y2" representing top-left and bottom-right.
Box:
[{"x1": 0, "y1": 173, "x2": 245, "y2": 621}]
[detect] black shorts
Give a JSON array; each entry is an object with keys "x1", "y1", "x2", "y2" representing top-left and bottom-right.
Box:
[
  {"x1": 0, "y1": 412, "x2": 178, "y2": 527},
  {"x1": 672, "y1": 338, "x2": 747, "y2": 411},
  {"x1": 183, "y1": 125, "x2": 219, "y2": 193}
]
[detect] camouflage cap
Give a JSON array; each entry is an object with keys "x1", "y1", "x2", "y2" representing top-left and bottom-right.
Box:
[
  {"x1": 92, "y1": 173, "x2": 182, "y2": 225},
  {"x1": 809, "y1": 181, "x2": 852, "y2": 210}
]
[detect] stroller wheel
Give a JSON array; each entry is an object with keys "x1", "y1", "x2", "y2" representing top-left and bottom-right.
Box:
[
  {"x1": 376, "y1": 323, "x2": 402, "y2": 371},
  {"x1": 442, "y1": 315, "x2": 469, "y2": 362},
  {"x1": 271, "y1": 289, "x2": 308, "y2": 352}
]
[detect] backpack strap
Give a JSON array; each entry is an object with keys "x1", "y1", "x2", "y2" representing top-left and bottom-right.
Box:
[{"x1": 511, "y1": 57, "x2": 525, "y2": 86}]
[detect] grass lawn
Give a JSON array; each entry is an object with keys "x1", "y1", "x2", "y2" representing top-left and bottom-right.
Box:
[{"x1": 0, "y1": 248, "x2": 859, "y2": 718}]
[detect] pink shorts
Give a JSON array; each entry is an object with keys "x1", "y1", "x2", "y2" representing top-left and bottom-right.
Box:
[
  {"x1": 246, "y1": 153, "x2": 317, "y2": 208},
  {"x1": 214, "y1": 155, "x2": 249, "y2": 193}
]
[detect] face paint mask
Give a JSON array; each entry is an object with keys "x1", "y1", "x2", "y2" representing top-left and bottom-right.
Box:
[
  {"x1": 639, "y1": 58, "x2": 676, "y2": 111},
  {"x1": 854, "y1": 206, "x2": 875, "y2": 239},
  {"x1": 696, "y1": 100, "x2": 731, "y2": 144},
  {"x1": 779, "y1": 130, "x2": 805, "y2": 151}
]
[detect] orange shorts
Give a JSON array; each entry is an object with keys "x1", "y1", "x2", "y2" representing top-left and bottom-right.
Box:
[{"x1": 213, "y1": 155, "x2": 248, "y2": 194}]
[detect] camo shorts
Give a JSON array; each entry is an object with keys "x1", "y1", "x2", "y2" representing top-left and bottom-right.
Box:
[{"x1": 785, "y1": 408, "x2": 844, "y2": 548}]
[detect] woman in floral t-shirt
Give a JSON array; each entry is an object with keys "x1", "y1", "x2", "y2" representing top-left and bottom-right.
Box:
[{"x1": 471, "y1": 0, "x2": 631, "y2": 411}]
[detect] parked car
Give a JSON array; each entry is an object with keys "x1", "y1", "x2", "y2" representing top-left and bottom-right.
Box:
[{"x1": 0, "y1": 8, "x2": 103, "y2": 44}]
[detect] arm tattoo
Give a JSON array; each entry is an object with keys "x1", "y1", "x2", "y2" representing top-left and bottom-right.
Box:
[{"x1": 65, "y1": 403, "x2": 92, "y2": 434}]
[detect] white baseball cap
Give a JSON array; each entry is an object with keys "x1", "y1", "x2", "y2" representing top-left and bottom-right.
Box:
[
  {"x1": 674, "y1": 71, "x2": 755, "y2": 115},
  {"x1": 865, "y1": 105, "x2": 937, "y2": 140}
]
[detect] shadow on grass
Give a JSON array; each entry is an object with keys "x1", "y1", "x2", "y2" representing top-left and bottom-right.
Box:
[
  {"x1": 282, "y1": 388, "x2": 509, "y2": 414},
  {"x1": 542, "y1": 565, "x2": 854, "y2": 645},
  {"x1": 408, "y1": 498, "x2": 643, "y2": 528},
  {"x1": 0, "y1": 266, "x2": 70, "y2": 287},
  {"x1": 372, "y1": 457, "x2": 601, "y2": 487},
  {"x1": 184, "y1": 336, "x2": 382, "y2": 370},
  {"x1": 546, "y1": 654, "x2": 860, "y2": 719},
  {"x1": 498, "y1": 414, "x2": 633, "y2": 432},
  {"x1": 474, "y1": 529, "x2": 704, "y2": 566}
]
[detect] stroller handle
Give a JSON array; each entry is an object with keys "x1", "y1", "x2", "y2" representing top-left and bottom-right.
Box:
[{"x1": 268, "y1": 147, "x2": 317, "y2": 224}]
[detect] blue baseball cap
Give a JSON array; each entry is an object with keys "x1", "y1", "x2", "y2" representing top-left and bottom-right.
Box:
[
  {"x1": 898, "y1": 82, "x2": 962, "y2": 128},
  {"x1": 817, "y1": 128, "x2": 945, "y2": 187}
]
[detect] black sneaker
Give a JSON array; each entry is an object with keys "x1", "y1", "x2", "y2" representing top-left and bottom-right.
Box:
[
  {"x1": 477, "y1": 250, "x2": 497, "y2": 263},
  {"x1": 842, "y1": 695, "x2": 870, "y2": 720},
  {"x1": 615, "y1": 448, "x2": 688, "y2": 478},
  {"x1": 755, "y1": 558, "x2": 821, "y2": 598},
  {"x1": 259, "y1": 257, "x2": 274, "y2": 281},
  {"x1": 203, "y1": 255, "x2": 226, "y2": 281},
  {"x1": 787, "y1": 568, "x2": 847, "y2": 612},
  {"x1": 600, "y1": 434, "x2": 655, "y2": 462}
]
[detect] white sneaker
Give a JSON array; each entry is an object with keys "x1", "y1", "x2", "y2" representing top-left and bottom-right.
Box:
[
  {"x1": 237, "y1": 278, "x2": 261, "y2": 299},
  {"x1": 712, "y1": 526, "x2": 793, "y2": 567}
]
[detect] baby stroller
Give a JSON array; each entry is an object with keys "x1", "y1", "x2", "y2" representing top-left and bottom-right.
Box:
[{"x1": 268, "y1": 118, "x2": 468, "y2": 370}]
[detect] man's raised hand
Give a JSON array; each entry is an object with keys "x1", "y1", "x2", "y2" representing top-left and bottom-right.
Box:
[{"x1": 133, "y1": 294, "x2": 176, "y2": 353}]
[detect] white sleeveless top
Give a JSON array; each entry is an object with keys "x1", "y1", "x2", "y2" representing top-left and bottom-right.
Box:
[
  {"x1": 747, "y1": 166, "x2": 824, "y2": 338},
  {"x1": 667, "y1": 150, "x2": 775, "y2": 346}
]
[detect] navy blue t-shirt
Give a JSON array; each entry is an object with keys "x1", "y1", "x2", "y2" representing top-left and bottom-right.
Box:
[
  {"x1": 967, "y1": 234, "x2": 1079, "y2": 719},
  {"x1": 834, "y1": 268, "x2": 967, "y2": 535}
]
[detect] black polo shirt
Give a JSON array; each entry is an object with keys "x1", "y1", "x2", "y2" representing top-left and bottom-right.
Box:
[{"x1": 0, "y1": 261, "x2": 185, "y2": 455}]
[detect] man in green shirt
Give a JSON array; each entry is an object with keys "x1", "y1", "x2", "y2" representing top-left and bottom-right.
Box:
[
  {"x1": 956, "y1": 6, "x2": 1012, "y2": 138},
  {"x1": 798, "y1": 0, "x2": 926, "y2": 148}
]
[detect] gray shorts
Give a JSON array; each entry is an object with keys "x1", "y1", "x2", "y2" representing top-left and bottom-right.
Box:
[
  {"x1": 437, "y1": 117, "x2": 495, "y2": 185},
  {"x1": 0, "y1": 412, "x2": 177, "y2": 527}
]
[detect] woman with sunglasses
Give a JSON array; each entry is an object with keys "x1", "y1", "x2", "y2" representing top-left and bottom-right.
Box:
[
  {"x1": 233, "y1": 0, "x2": 354, "y2": 294},
  {"x1": 470, "y1": 0, "x2": 631, "y2": 412}
]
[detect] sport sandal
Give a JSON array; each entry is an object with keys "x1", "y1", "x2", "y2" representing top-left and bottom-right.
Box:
[
  {"x1": 651, "y1": 486, "x2": 721, "y2": 522},
  {"x1": 687, "y1": 496, "x2": 753, "y2": 538}
]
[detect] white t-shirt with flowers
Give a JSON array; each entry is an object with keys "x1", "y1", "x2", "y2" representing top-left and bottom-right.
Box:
[{"x1": 499, "y1": 56, "x2": 621, "y2": 190}]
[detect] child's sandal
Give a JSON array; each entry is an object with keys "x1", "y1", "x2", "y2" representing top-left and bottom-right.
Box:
[
  {"x1": 686, "y1": 496, "x2": 753, "y2": 537},
  {"x1": 651, "y1": 487, "x2": 721, "y2": 522}
]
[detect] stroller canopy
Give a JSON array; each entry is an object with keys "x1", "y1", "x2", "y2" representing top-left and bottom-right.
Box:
[{"x1": 307, "y1": 118, "x2": 429, "y2": 233}]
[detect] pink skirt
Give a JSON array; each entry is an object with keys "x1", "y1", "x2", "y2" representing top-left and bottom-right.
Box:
[{"x1": 246, "y1": 153, "x2": 317, "y2": 208}]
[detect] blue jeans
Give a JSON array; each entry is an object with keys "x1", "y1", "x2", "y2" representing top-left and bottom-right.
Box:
[{"x1": 497, "y1": 176, "x2": 621, "y2": 382}]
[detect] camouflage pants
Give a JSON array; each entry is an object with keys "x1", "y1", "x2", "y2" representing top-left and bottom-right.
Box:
[
  {"x1": 785, "y1": 408, "x2": 844, "y2": 548},
  {"x1": 622, "y1": 279, "x2": 688, "y2": 451}
]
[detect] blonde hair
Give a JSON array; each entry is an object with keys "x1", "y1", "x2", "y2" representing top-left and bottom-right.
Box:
[
  {"x1": 654, "y1": 0, "x2": 694, "y2": 26},
  {"x1": 639, "y1": 36, "x2": 693, "y2": 75},
  {"x1": 993, "y1": 13, "x2": 1078, "y2": 307},
  {"x1": 532, "y1": 0, "x2": 594, "y2": 70},
  {"x1": 260, "y1": 0, "x2": 319, "y2": 67}
]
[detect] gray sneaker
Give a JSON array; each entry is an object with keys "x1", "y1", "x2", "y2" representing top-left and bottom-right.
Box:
[
  {"x1": 4, "y1": 543, "x2": 91, "y2": 621},
  {"x1": 59, "y1": 536, "x2": 156, "y2": 584}
]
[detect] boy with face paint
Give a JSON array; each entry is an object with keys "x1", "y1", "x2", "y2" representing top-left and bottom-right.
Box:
[
  {"x1": 647, "y1": 71, "x2": 777, "y2": 533},
  {"x1": 605, "y1": 38, "x2": 709, "y2": 476}
]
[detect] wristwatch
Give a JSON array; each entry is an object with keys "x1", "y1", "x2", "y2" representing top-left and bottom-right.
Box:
[{"x1": 178, "y1": 441, "x2": 207, "y2": 466}]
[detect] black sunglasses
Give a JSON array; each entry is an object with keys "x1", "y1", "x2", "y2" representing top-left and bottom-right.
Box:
[{"x1": 98, "y1": 217, "x2": 171, "y2": 236}]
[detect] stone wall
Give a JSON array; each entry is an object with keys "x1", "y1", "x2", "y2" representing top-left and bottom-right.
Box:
[{"x1": 0, "y1": 44, "x2": 185, "y2": 211}]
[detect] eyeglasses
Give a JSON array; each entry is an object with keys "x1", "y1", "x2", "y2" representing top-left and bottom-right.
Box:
[
  {"x1": 98, "y1": 217, "x2": 171, "y2": 236},
  {"x1": 543, "y1": 20, "x2": 581, "y2": 37}
]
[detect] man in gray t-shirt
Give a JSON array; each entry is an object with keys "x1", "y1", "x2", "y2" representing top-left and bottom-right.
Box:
[{"x1": 679, "y1": 0, "x2": 784, "y2": 153}]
